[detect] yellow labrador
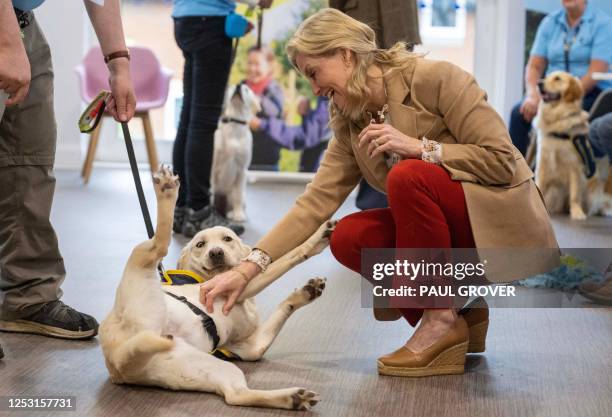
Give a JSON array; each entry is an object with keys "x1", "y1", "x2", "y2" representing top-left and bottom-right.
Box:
[
  {"x1": 534, "y1": 71, "x2": 611, "y2": 219},
  {"x1": 100, "y1": 166, "x2": 334, "y2": 410}
]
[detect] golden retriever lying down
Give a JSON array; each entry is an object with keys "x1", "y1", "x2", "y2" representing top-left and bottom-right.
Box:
[
  {"x1": 99, "y1": 166, "x2": 336, "y2": 410},
  {"x1": 534, "y1": 71, "x2": 611, "y2": 220}
]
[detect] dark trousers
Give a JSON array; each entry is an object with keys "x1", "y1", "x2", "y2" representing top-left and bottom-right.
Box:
[
  {"x1": 509, "y1": 87, "x2": 602, "y2": 156},
  {"x1": 172, "y1": 16, "x2": 232, "y2": 210},
  {"x1": 0, "y1": 17, "x2": 64, "y2": 320},
  {"x1": 330, "y1": 160, "x2": 476, "y2": 326}
]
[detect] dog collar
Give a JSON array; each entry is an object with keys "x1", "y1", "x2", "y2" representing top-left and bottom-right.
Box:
[
  {"x1": 161, "y1": 269, "x2": 207, "y2": 286},
  {"x1": 550, "y1": 132, "x2": 571, "y2": 140},
  {"x1": 220, "y1": 116, "x2": 248, "y2": 125}
]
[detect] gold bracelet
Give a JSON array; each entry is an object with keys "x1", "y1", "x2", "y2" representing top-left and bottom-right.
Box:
[{"x1": 233, "y1": 268, "x2": 250, "y2": 283}]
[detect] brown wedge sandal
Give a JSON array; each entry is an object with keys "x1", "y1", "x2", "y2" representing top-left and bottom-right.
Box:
[{"x1": 377, "y1": 316, "x2": 469, "y2": 377}]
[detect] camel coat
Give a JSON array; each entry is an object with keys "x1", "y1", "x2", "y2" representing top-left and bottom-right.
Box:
[{"x1": 255, "y1": 58, "x2": 560, "y2": 319}]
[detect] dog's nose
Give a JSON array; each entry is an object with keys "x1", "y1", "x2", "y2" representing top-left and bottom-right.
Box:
[
  {"x1": 209, "y1": 248, "x2": 225, "y2": 264},
  {"x1": 537, "y1": 79, "x2": 545, "y2": 93}
]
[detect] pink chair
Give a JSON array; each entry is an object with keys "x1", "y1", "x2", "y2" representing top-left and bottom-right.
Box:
[{"x1": 75, "y1": 46, "x2": 173, "y2": 184}]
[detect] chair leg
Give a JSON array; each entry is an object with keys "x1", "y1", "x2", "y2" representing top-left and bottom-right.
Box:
[
  {"x1": 141, "y1": 112, "x2": 159, "y2": 173},
  {"x1": 81, "y1": 119, "x2": 103, "y2": 185}
]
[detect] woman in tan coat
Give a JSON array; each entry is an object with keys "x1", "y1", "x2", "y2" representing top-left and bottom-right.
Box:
[{"x1": 199, "y1": 9, "x2": 559, "y2": 377}]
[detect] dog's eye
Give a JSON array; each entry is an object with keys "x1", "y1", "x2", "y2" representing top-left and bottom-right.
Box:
[
  {"x1": 195, "y1": 241, "x2": 206, "y2": 248},
  {"x1": 223, "y1": 236, "x2": 233, "y2": 242}
]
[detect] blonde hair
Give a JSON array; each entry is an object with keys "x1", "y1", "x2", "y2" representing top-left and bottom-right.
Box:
[{"x1": 286, "y1": 8, "x2": 420, "y2": 136}]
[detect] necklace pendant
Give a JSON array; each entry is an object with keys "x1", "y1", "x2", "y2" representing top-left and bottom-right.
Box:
[{"x1": 376, "y1": 104, "x2": 389, "y2": 124}]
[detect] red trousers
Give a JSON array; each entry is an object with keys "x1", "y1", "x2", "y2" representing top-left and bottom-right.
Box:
[{"x1": 330, "y1": 160, "x2": 476, "y2": 326}]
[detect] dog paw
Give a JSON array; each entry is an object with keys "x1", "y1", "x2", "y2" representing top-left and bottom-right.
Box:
[
  {"x1": 302, "y1": 220, "x2": 337, "y2": 259},
  {"x1": 291, "y1": 388, "x2": 320, "y2": 411},
  {"x1": 227, "y1": 209, "x2": 247, "y2": 223},
  {"x1": 153, "y1": 164, "x2": 180, "y2": 199},
  {"x1": 570, "y1": 206, "x2": 587, "y2": 220},
  {"x1": 302, "y1": 277, "x2": 326, "y2": 301},
  {"x1": 285, "y1": 277, "x2": 326, "y2": 309}
]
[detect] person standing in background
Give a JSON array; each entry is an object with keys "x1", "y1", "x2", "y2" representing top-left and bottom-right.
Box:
[
  {"x1": 329, "y1": 0, "x2": 422, "y2": 210},
  {"x1": 508, "y1": 0, "x2": 612, "y2": 156},
  {"x1": 0, "y1": 0, "x2": 135, "y2": 345},
  {"x1": 171, "y1": 0, "x2": 273, "y2": 237}
]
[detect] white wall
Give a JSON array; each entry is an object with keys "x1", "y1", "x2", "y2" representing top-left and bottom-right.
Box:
[
  {"x1": 35, "y1": 2, "x2": 92, "y2": 169},
  {"x1": 474, "y1": 0, "x2": 526, "y2": 123}
]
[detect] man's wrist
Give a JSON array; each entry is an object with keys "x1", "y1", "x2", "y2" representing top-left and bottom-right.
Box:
[{"x1": 107, "y1": 57, "x2": 130, "y2": 73}]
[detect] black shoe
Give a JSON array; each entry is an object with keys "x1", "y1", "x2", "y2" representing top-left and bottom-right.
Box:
[
  {"x1": 173, "y1": 205, "x2": 186, "y2": 234},
  {"x1": 0, "y1": 343, "x2": 4, "y2": 359},
  {"x1": 0, "y1": 300, "x2": 98, "y2": 340},
  {"x1": 181, "y1": 205, "x2": 245, "y2": 238}
]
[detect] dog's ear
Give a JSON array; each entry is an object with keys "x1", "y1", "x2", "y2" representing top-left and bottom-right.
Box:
[
  {"x1": 563, "y1": 76, "x2": 583, "y2": 103},
  {"x1": 176, "y1": 245, "x2": 191, "y2": 270}
]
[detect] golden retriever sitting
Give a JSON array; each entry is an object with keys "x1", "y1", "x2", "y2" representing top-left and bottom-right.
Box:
[
  {"x1": 534, "y1": 71, "x2": 611, "y2": 220},
  {"x1": 99, "y1": 166, "x2": 336, "y2": 410}
]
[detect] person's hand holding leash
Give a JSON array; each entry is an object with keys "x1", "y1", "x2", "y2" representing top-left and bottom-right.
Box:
[
  {"x1": 105, "y1": 58, "x2": 136, "y2": 122},
  {"x1": 358, "y1": 122, "x2": 422, "y2": 159}
]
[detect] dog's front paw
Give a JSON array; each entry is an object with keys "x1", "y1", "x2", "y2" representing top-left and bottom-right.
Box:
[
  {"x1": 302, "y1": 220, "x2": 338, "y2": 259},
  {"x1": 153, "y1": 165, "x2": 180, "y2": 200},
  {"x1": 291, "y1": 388, "x2": 320, "y2": 411}
]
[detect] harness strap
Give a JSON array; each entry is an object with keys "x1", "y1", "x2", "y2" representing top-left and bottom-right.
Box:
[
  {"x1": 220, "y1": 116, "x2": 248, "y2": 125},
  {"x1": 163, "y1": 291, "x2": 220, "y2": 350},
  {"x1": 571, "y1": 134, "x2": 597, "y2": 179},
  {"x1": 550, "y1": 132, "x2": 571, "y2": 140}
]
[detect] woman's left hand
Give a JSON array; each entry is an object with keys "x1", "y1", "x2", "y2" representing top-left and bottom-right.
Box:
[{"x1": 358, "y1": 123, "x2": 422, "y2": 160}]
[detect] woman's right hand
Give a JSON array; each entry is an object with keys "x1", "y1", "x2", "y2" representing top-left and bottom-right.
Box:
[
  {"x1": 199, "y1": 270, "x2": 248, "y2": 315},
  {"x1": 520, "y1": 94, "x2": 540, "y2": 122}
]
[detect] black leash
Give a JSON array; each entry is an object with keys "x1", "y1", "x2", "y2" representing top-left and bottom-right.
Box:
[
  {"x1": 121, "y1": 122, "x2": 166, "y2": 277},
  {"x1": 257, "y1": 10, "x2": 263, "y2": 49}
]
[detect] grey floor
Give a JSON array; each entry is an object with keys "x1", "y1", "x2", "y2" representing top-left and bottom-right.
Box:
[{"x1": 1, "y1": 168, "x2": 611, "y2": 417}]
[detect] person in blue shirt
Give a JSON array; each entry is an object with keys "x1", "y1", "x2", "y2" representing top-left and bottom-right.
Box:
[
  {"x1": 171, "y1": 0, "x2": 273, "y2": 238},
  {"x1": 509, "y1": 0, "x2": 612, "y2": 156},
  {"x1": 0, "y1": 0, "x2": 135, "y2": 344}
]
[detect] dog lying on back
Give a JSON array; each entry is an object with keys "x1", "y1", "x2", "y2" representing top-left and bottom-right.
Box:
[
  {"x1": 212, "y1": 83, "x2": 260, "y2": 223},
  {"x1": 100, "y1": 166, "x2": 336, "y2": 410},
  {"x1": 534, "y1": 71, "x2": 611, "y2": 219}
]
